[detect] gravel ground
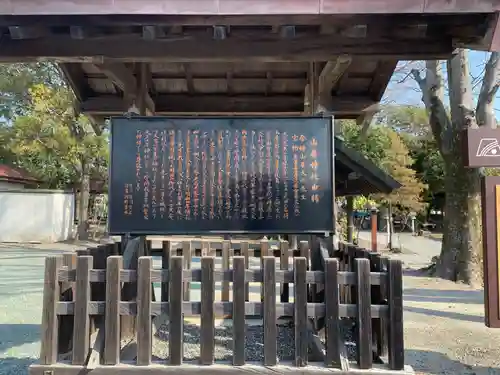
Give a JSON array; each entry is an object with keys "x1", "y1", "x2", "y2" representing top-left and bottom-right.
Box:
[
  {"x1": 151, "y1": 318, "x2": 358, "y2": 363},
  {"x1": 154, "y1": 322, "x2": 296, "y2": 362}
]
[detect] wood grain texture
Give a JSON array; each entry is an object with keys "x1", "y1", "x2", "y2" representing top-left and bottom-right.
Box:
[
  {"x1": 294, "y1": 257, "x2": 308, "y2": 366},
  {"x1": 40, "y1": 256, "x2": 62, "y2": 365},
  {"x1": 5, "y1": 0, "x2": 497, "y2": 16},
  {"x1": 200, "y1": 257, "x2": 215, "y2": 365},
  {"x1": 182, "y1": 241, "x2": 192, "y2": 301},
  {"x1": 30, "y1": 362, "x2": 416, "y2": 375},
  {"x1": 161, "y1": 240, "x2": 171, "y2": 302},
  {"x1": 104, "y1": 256, "x2": 122, "y2": 365},
  {"x1": 356, "y1": 258, "x2": 372, "y2": 369},
  {"x1": 240, "y1": 242, "x2": 250, "y2": 301},
  {"x1": 221, "y1": 240, "x2": 230, "y2": 302},
  {"x1": 56, "y1": 300, "x2": 387, "y2": 318},
  {"x1": 72, "y1": 255, "x2": 92, "y2": 365},
  {"x1": 137, "y1": 256, "x2": 152, "y2": 366},
  {"x1": 58, "y1": 268, "x2": 387, "y2": 285},
  {"x1": 232, "y1": 256, "x2": 246, "y2": 365},
  {"x1": 387, "y1": 260, "x2": 404, "y2": 370},
  {"x1": 280, "y1": 241, "x2": 290, "y2": 303},
  {"x1": 262, "y1": 256, "x2": 277, "y2": 366},
  {"x1": 169, "y1": 256, "x2": 184, "y2": 365}
]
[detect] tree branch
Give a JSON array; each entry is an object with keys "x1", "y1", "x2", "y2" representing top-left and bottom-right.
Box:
[
  {"x1": 476, "y1": 52, "x2": 500, "y2": 128},
  {"x1": 411, "y1": 62, "x2": 452, "y2": 156}
]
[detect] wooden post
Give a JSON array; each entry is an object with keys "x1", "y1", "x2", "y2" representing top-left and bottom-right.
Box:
[
  {"x1": 346, "y1": 196, "x2": 354, "y2": 243},
  {"x1": 221, "y1": 240, "x2": 230, "y2": 302},
  {"x1": 40, "y1": 256, "x2": 62, "y2": 365},
  {"x1": 370, "y1": 208, "x2": 378, "y2": 252}
]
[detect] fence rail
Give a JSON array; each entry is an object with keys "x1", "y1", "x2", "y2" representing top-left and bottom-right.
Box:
[{"x1": 31, "y1": 238, "x2": 408, "y2": 375}]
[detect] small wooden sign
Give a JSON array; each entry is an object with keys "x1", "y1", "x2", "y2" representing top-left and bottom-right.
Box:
[
  {"x1": 481, "y1": 176, "x2": 500, "y2": 328},
  {"x1": 464, "y1": 128, "x2": 500, "y2": 168}
]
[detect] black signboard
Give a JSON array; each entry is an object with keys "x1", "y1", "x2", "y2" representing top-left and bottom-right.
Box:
[{"x1": 108, "y1": 116, "x2": 333, "y2": 234}]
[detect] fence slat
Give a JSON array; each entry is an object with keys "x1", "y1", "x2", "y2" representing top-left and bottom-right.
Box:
[
  {"x1": 356, "y1": 258, "x2": 372, "y2": 369},
  {"x1": 294, "y1": 257, "x2": 308, "y2": 367},
  {"x1": 371, "y1": 254, "x2": 388, "y2": 358},
  {"x1": 299, "y1": 240, "x2": 309, "y2": 265},
  {"x1": 260, "y1": 240, "x2": 269, "y2": 304},
  {"x1": 233, "y1": 256, "x2": 246, "y2": 365},
  {"x1": 200, "y1": 257, "x2": 215, "y2": 365},
  {"x1": 280, "y1": 241, "x2": 290, "y2": 303},
  {"x1": 59, "y1": 253, "x2": 76, "y2": 354},
  {"x1": 72, "y1": 255, "x2": 92, "y2": 365},
  {"x1": 324, "y1": 258, "x2": 342, "y2": 368},
  {"x1": 137, "y1": 256, "x2": 152, "y2": 365},
  {"x1": 263, "y1": 256, "x2": 277, "y2": 366},
  {"x1": 169, "y1": 256, "x2": 184, "y2": 365},
  {"x1": 161, "y1": 241, "x2": 171, "y2": 302},
  {"x1": 388, "y1": 259, "x2": 404, "y2": 370},
  {"x1": 104, "y1": 256, "x2": 122, "y2": 365},
  {"x1": 241, "y1": 242, "x2": 250, "y2": 301},
  {"x1": 182, "y1": 241, "x2": 191, "y2": 301},
  {"x1": 221, "y1": 240, "x2": 230, "y2": 302},
  {"x1": 40, "y1": 256, "x2": 62, "y2": 365},
  {"x1": 202, "y1": 241, "x2": 210, "y2": 257}
]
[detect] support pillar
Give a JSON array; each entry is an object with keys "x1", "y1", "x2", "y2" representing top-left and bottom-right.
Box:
[
  {"x1": 370, "y1": 207, "x2": 378, "y2": 252},
  {"x1": 346, "y1": 196, "x2": 354, "y2": 243}
]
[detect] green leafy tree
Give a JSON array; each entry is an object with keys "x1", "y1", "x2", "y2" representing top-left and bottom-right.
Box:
[
  {"x1": 0, "y1": 62, "x2": 63, "y2": 120},
  {"x1": 339, "y1": 120, "x2": 427, "y2": 213},
  {"x1": 6, "y1": 84, "x2": 108, "y2": 238}
]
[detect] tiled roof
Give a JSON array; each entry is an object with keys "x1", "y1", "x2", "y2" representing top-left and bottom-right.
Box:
[{"x1": 0, "y1": 164, "x2": 40, "y2": 183}]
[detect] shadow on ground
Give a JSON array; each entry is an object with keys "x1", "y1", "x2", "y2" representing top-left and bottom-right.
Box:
[
  {"x1": 404, "y1": 288, "x2": 483, "y2": 305},
  {"x1": 406, "y1": 349, "x2": 500, "y2": 374},
  {"x1": 0, "y1": 357, "x2": 38, "y2": 375},
  {"x1": 402, "y1": 286, "x2": 484, "y2": 323},
  {"x1": 403, "y1": 306, "x2": 484, "y2": 324},
  {"x1": 0, "y1": 324, "x2": 40, "y2": 353}
]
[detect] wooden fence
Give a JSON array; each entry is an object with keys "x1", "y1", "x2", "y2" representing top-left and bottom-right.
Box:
[{"x1": 30, "y1": 238, "x2": 408, "y2": 375}]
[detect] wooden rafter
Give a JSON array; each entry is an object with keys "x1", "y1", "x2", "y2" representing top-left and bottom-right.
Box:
[
  {"x1": 94, "y1": 62, "x2": 154, "y2": 115},
  {"x1": 318, "y1": 55, "x2": 352, "y2": 98}
]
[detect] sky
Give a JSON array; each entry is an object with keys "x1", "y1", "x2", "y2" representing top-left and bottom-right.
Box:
[{"x1": 382, "y1": 51, "x2": 495, "y2": 114}]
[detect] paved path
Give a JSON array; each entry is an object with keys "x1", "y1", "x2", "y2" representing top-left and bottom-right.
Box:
[
  {"x1": 0, "y1": 244, "x2": 72, "y2": 375},
  {"x1": 357, "y1": 230, "x2": 441, "y2": 269}
]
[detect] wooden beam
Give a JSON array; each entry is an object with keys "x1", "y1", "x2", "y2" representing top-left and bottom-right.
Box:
[
  {"x1": 137, "y1": 63, "x2": 154, "y2": 115},
  {"x1": 79, "y1": 94, "x2": 376, "y2": 116},
  {"x1": 318, "y1": 55, "x2": 352, "y2": 98},
  {"x1": 0, "y1": 36, "x2": 455, "y2": 62},
  {"x1": 357, "y1": 111, "x2": 377, "y2": 141},
  {"x1": 341, "y1": 25, "x2": 367, "y2": 38},
  {"x1": 2, "y1": 0, "x2": 497, "y2": 16},
  {"x1": 59, "y1": 63, "x2": 89, "y2": 103},
  {"x1": 94, "y1": 63, "x2": 154, "y2": 114},
  {"x1": 8, "y1": 26, "x2": 46, "y2": 39}
]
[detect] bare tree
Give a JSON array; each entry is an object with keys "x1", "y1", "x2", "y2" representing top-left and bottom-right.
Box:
[{"x1": 411, "y1": 50, "x2": 500, "y2": 286}]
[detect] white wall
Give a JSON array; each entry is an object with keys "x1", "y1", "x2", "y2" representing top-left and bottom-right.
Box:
[{"x1": 0, "y1": 189, "x2": 75, "y2": 243}]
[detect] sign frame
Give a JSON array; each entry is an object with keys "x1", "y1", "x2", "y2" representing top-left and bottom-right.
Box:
[
  {"x1": 463, "y1": 127, "x2": 500, "y2": 168},
  {"x1": 481, "y1": 175, "x2": 500, "y2": 328},
  {"x1": 107, "y1": 115, "x2": 334, "y2": 235}
]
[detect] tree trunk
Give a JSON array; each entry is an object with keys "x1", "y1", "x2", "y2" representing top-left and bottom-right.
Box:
[
  {"x1": 436, "y1": 142, "x2": 482, "y2": 285},
  {"x1": 412, "y1": 50, "x2": 486, "y2": 286},
  {"x1": 77, "y1": 166, "x2": 90, "y2": 240}
]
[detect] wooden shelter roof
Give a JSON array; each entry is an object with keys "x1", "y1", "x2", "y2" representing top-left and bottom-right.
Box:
[
  {"x1": 335, "y1": 137, "x2": 401, "y2": 196},
  {"x1": 0, "y1": 1, "x2": 498, "y2": 119}
]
